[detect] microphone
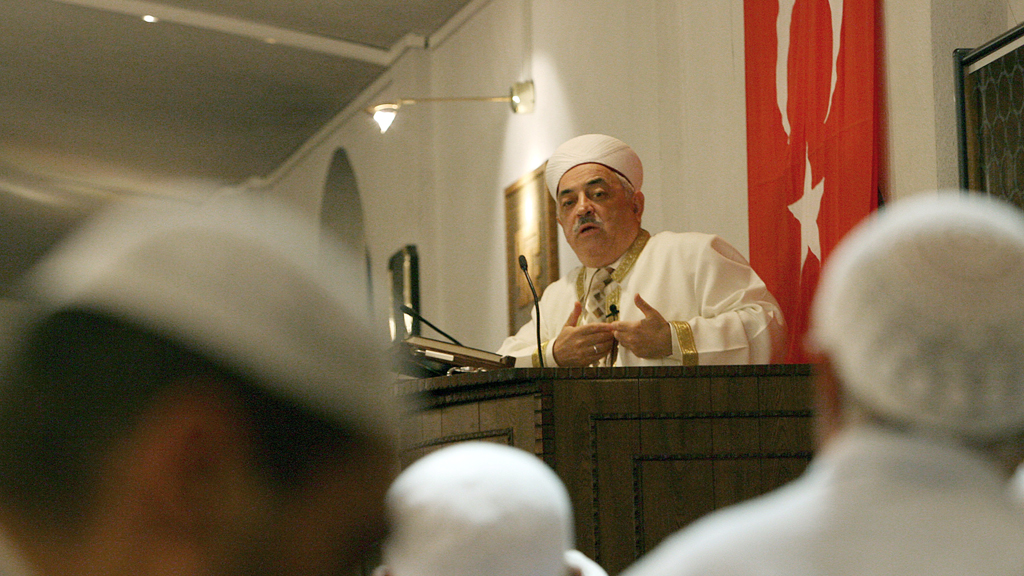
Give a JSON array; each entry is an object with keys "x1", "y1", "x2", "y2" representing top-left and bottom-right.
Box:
[
  {"x1": 606, "y1": 304, "x2": 620, "y2": 365},
  {"x1": 518, "y1": 255, "x2": 545, "y2": 368},
  {"x1": 399, "y1": 304, "x2": 463, "y2": 346}
]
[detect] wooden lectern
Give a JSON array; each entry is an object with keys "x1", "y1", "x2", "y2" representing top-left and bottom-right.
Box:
[{"x1": 395, "y1": 364, "x2": 815, "y2": 575}]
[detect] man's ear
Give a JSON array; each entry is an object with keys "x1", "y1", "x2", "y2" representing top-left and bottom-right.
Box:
[
  {"x1": 812, "y1": 355, "x2": 844, "y2": 448},
  {"x1": 632, "y1": 191, "x2": 645, "y2": 219}
]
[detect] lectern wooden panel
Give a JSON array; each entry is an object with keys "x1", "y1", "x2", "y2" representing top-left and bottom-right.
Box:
[{"x1": 395, "y1": 365, "x2": 814, "y2": 575}]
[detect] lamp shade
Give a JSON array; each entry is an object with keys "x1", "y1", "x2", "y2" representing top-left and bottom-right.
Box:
[{"x1": 372, "y1": 104, "x2": 400, "y2": 133}]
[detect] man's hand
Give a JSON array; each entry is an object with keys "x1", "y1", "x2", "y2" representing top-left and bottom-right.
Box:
[
  {"x1": 610, "y1": 294, "x2": 672, "y2": 359},
  {"x1": 552, "y1": 302, "x2": 616, "y2": 366}
]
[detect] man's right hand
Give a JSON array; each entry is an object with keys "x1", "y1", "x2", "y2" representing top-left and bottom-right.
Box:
[{"x1": 552, "y1": 302, "x2": 616, "y2": 366}]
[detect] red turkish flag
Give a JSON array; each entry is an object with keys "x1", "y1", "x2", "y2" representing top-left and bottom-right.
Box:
[{"x1": 745, "y1": 0, "x2": 881, "y2": 362}]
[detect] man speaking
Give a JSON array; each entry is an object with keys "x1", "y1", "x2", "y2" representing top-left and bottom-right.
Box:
[{"x1": 498, "y1": 134, "x2": 785, "y2": 367}]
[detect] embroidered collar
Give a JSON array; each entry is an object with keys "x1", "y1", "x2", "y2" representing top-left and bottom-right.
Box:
[{"x1": 575, "y1": 229, "x2": 651, "y2": 300}]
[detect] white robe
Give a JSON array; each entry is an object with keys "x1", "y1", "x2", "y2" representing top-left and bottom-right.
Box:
[
  {"x1": 619, "y1": 425, "x2": 1024, "y2": 576},
  {"x1": 497, "y1": 231, "x2": 785, "y2": 366}
]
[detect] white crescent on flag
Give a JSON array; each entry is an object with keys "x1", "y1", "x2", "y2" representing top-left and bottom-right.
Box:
[{"x1": 776, "y1": 0, "x2": 843, "y2": 138}]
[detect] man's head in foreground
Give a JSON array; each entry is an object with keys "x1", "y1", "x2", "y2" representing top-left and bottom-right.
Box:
[
  {"x1": 378, "y1": 441, "x2": 604, "y2": 576},
  {"x1": 809, "y1": 192, "x2": 1024, "y2": 466},
  {"x1": 0, "y1": 198, "x2": 399, "y2": 576}
]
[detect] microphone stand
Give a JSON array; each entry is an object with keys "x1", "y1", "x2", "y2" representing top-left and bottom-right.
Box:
[{"x1": 518, "y1": 255, "x2": 544, "y2": 368}]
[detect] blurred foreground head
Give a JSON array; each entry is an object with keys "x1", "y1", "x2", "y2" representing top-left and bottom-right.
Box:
[
  {"x1": 380, "y1": 442, "x2": 605, "y2": 576},
  {"x1": 0, "y1": 197, "x2": 399, "y2": 576},
  {"x1": 809, "y1": 192, "x2": 1024, "y2": 443}
]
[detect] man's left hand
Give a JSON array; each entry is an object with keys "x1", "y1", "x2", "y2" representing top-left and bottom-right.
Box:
[{"x1": 610, "y1": 294, "x2": 673, "y2": 359}]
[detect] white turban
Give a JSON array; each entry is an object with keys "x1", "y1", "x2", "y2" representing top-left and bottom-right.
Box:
[
  {"x1": 26, "y1": 197, "x2": 398, "y2": 438},
  {"x1": 809, "y1": 191, "x2": 1024, "y2": 441},
  {"x1": 382, "y1": 442, "x2": 585, "y2": 576},
  {"x1": 545, "y1": 134, "x2": 643, "y2": 198}
]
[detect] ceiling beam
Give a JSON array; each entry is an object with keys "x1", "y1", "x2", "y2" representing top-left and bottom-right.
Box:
[{"x1": 49, "y1": 0, "x2": 426, "y2": 66}]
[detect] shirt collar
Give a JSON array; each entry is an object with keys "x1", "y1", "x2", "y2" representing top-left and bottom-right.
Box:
[{"x1": 576, "y1": 229, "x2": 651, "y2": 299}]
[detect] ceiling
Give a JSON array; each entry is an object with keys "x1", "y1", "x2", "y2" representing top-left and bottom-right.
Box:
[{"x1": 0, "y1": 0, "x2": 476, "y2": 293}]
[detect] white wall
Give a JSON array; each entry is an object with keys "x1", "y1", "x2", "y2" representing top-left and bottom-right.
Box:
[
  {"x1": 427, "y1": 0, "x2": 533, "y2": 351},
  {"x1": 884, "y1": 1, "x2": 938, "y2": 199},
  {"x1": 257, "y1": 0, "x2": 1020, "y2": 354},
  {"x1": 932, "y1": 0, "x2": 1005, "y2": 191},
  {"x1": 883, "y1": 0, "x2": 1012, "y2": 201}
]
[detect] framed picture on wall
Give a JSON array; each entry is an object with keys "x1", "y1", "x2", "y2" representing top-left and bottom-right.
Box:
[
  {"x1": 505, "y1": 162, "x2": 559, "y2": 335},
  {"x1": 955, "y1": 22, "x2": 1024, "y2": 209}
]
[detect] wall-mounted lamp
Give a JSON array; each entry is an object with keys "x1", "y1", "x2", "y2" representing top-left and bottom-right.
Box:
[{"x1": 366, "y1": 80, "x2": 535, "y2": 133}]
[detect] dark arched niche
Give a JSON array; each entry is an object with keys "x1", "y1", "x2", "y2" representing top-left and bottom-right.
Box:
[{"x1": 319, "y1": 148, "x2": 372, "y2": 309}]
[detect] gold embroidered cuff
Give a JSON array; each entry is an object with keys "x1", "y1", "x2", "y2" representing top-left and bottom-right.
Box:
[{"x1": 671, "y1": 321, "x2": 698, "y2": 366}]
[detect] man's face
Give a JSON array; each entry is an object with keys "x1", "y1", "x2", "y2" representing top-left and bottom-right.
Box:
[{"x1": 555, "y1": 163, "x2": 644, "y2": 268}]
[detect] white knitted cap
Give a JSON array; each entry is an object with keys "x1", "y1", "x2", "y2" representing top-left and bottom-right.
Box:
[
  {"x1": 25, "y1": 197, "x2": 397, "y2": 438},
  {"x1": 545, "y1": 134, "x2": 643, "y2": 198},
  {"x1": 565, "y1": 549, "x2": 608, "y2": 576},
  {"x1": 809, "y1": 191, "x2": 1024, "y2": 440},
  {"x1": 382, "y1": 442, "x2": 575, "y2": 576}
]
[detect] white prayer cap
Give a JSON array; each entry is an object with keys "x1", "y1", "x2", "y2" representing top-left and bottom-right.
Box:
[
  {"x1": 809, "y1": 191, "x2": 1024, "y2": 441},
  {"x1": 382, "y1": 442, "x2": 575, "y2": 576},
  {"x1": 24, "y1": 197, "x2": 397, "y2": 438},
  {"x1": 545, "y1": 134, "x2": 643, "y2": 198},
  {"x1": 565, "y1": 549, "x2": 609, "y2": 576}
]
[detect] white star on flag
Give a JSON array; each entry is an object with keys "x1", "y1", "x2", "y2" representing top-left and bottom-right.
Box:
[{"x1": 788, "y1": 147, "x2": 824, "y2": 270}]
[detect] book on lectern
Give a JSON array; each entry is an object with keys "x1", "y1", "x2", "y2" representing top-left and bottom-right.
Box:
[{"x1": 394, "y1": 336, "x2": 515, "y2": 377}]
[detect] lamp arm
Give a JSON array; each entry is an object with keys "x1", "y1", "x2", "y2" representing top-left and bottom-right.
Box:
[
  {"x1": 398, "y1": 95, "x2": 512, "y2": 105},
  {"x1": 365, "y1": 80, "x2": 534, "y2": 132}
]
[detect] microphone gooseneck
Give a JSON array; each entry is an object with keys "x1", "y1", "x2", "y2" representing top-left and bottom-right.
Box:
[
  {"x1": 399, "y1": 304, "x2": 464, "y2": 346},
  {"x1": 518, "y1": 255, "x2": 545, "y2": 368}
]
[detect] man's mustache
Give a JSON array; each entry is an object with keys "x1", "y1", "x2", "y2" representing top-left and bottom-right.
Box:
[{"x1": 573, "y1": 214, "x2": 603, "y2": 234}]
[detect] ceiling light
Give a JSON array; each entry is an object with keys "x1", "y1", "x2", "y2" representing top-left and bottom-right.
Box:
[
  {"x1": 371, "y1": 104, "x2": 400, "y2": 133},
  {"x1": 366, "y1": 80, "x2": 535, "y2": 134},
  {"x1": 142, "y1": 14, "x2": 158, "y2": 23}
]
